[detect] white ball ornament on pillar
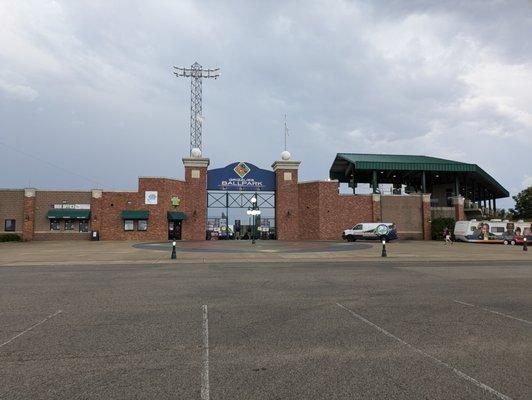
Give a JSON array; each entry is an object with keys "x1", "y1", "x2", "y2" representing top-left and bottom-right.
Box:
[
  {"x1": 191, "y1": 147, "x2": 202, "y2": 158},
  {"x1": 281, "y1": 150, "x2": 291, "y2": 161}
]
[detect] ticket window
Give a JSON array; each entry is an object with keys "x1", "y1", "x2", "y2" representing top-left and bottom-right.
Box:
[
  {"x1": 79, "y1": 220, "x2": 89, "y2": 233},
  {"x1": 65, "y1": 220, "x2": 75, "y2": 231},
  {"x1": 50, "y1": 219, "x2": 61, "y2": 231}
]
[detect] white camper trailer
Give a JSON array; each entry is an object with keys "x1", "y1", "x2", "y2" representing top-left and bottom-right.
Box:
[{"x1": 454, "y1": 219, "x2": 531, "y2": 243}]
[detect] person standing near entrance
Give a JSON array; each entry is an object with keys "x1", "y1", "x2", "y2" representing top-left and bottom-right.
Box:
[{"x1": 444, "y1": 227, "x2": 453, "y2": 245}]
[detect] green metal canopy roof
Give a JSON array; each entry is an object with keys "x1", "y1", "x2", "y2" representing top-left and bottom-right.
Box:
[
  {"x1": 167, "y1": 211, "x2": 187, "y2": 221},
  {"x1": 47, "y1": 209, "x2": 90, "y2": 219},
  {"x1": 330, "y1": 153, "x2": 509, "y2": 198},
  {"x1": 121, "y1": 210, "x2": 149, "y2": 219}
]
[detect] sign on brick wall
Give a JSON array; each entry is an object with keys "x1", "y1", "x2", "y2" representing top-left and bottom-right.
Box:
[
  {"x1": 207, "y1": 162, "x2": 275, "y2": 191},
  {"x1": 53, "y1": 204, "x2": 90, "y2": 209},
  {"x1": 145, "y1": 191, "x2": 158, "y2": 205}
]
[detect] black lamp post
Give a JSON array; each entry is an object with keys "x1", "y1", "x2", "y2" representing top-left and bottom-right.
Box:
[
  {"x1": 171, "y1": 241, "x2": 176, "y2": 259},
  {"x1": 247, "y1": 195, "x2": 261, "y2": 244},
  {"x1": 524, "y1": 237, "x2": 528, "y2": 252}
]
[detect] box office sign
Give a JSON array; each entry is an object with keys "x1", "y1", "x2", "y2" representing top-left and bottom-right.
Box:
[
  {"x1": 145, "y1": 191, "x2": 158, "y2": 205},
  {"x1": 53, "y1": 204, "x2": 90, "y2": 209},
  {"x1": 207, "y1": 161, "x2": 276, "y2": 191}
]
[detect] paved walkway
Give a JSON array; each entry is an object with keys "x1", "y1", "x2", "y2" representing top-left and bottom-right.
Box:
[{"x1": 0, "y1": 240, "x2": 530, "y2": 266}]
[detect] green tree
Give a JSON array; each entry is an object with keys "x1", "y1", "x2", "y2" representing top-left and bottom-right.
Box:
[
  {"x1": 508, "y1": 186, "x2": 532, "y2": 219},
  {"x1": 495, "y1": 208, "x2": 507, "y2": 219},
  {"x1": 431, "y1": 218, "x2": 455, "y2": 240}
]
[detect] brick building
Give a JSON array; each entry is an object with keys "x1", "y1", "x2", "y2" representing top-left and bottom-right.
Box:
[{"x1": 0, "y1": 153, "x2": 508, "y2": 242}]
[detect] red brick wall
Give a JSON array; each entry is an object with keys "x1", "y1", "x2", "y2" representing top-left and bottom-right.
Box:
[
  {"x1": 422, "y1": 194, "x2": 432, "y2": 240},
  {"x1": 99, "y1": 178, "x2": 186, "y2": 241},
  {"x1": 381, "y1": 195, "x2": 424, "y2": 239},
  {"x1": 454, "y1": 196, "x2": 466, "y2": 221},
  {"x1": 297, "y1": 182, "x2": 319, "y2": 240},
  {"x1": 0, "y1": 190, "x2": 24, "y2": 236},
  {"x1": 275, "y1": 168, "x2": 300, "y2": 240},
  {"x1": 34, "y1": 232, "x2": 91, "y2": 241},
  {"x1": 90, "y1": 190, "x2": 102, "y2": 234},
  {"x1": 22, "y1": 191, "x2": 35, "y2": 241},
  {"x1": 182, "y1": 165, "x2": 208, "y2": 241},
  {"x1": 297, "y1": 181, "x2": 374, "y2": 240},
  {"x1": 372, "y1": 195, "x2": 381, "y2": 222}
]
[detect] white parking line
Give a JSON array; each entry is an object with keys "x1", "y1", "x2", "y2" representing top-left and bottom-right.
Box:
[
  {"x1": 336, "y1": 303, "x2": 512, "y2": 400},
  {"x1": 201, "y1": 304, "x2": 210, "y2": 400},
  {"x1": 0, "y1": 310, "x2": 62, "y2": 349},
  {"x1": 453, "y1": 300, "x2": 532, "y2": 325}
]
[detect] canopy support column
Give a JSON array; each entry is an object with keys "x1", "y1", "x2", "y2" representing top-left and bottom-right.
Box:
[
  {"x1": 454, "y1": 175, "x2": 460, "y2": 197},
  {"x1": 421, "y1": 171, "x2": 427, "y2": 193},
  {"x1": 372, "y1": 170, "x2": 378, "y2": 194}
]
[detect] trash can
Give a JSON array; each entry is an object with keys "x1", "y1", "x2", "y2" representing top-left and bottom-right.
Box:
[{"x1": 91, "y1": 230, "x2": 99, "y2": 241}]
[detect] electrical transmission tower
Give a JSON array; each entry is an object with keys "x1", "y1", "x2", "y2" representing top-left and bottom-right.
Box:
[{"x1": 173, "y1": 62, "x2": 220, "y2": 155}]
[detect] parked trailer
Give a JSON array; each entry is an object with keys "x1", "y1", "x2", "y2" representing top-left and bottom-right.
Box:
[{"x1": 454, "y1": 219, "x2": 532, "y2": 244}]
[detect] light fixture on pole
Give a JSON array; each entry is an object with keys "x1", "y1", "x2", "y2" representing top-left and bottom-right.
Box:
[{"x1": 246, "y1": 195, "x2": 261, "y2": 244}]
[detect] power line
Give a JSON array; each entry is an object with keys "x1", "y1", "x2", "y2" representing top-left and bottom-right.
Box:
[{"x1": 0, "y1": 139, "x2": 104, "y2": 187}]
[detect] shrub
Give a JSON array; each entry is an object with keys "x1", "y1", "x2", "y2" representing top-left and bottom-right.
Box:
[
  {"x1": 431, "y1": 218, "x2": 456, "y2": 240},
  {"x1": 0, "y1": 234, "x2": 21, "y2": 242}
]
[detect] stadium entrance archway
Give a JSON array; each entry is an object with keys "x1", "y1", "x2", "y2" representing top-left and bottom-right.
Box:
[{"x1": 207, "y1": 162, "x2": 276, "y2": 240}]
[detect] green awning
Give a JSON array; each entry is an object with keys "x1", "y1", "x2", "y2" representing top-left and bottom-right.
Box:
[
  {"x1": 167, "y1": 211, "x2": 187, "y2": 221},
  {"x1": 47, "y1": 209, "x2": 90, "y2": 219},
  {"x1": 121, "y1": 210, "x2": 149, "y2": 219}
]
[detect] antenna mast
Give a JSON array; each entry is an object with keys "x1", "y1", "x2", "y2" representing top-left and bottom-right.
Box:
[
  {"x1": 284, "y1": 114, "x2": 289, "y2": 151},
  {"x1": 173, "y1": 62, "x2": 220, "y2": 155}
]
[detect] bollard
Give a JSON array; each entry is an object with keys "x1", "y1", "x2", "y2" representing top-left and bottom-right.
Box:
[
  {"x1": 381, "y1": 238, "x2": 387, "y2": 257},
  {"x1": 171, "y1": 241, "x2": 177, "y2": 259},
  {"x1": 524, "y1": 237, "x2": 528, "y2": 252}
]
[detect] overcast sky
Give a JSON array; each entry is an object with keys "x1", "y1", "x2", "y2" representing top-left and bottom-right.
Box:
[{"x1": 1, "y1": 0, "x2": 531, "y2": 209}]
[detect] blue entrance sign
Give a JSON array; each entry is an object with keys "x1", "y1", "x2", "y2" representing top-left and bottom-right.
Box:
[{"x1": 207, "y1": 162, "x2": 276, "y2": 191}]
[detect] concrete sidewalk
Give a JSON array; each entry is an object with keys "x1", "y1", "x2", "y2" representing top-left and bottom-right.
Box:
[{"x1": 0, "y1": 240, "x2": 530, "y2": 266}]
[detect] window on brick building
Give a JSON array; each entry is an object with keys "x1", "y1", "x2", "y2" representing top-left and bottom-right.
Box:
[
  {"x1": 4, "y1": 219, "x2": 15, "y2": 232},
  {"x1": 124, "y1": 220, "x2": 134, "y2": 231},
  {"x1": 50, "y1": 219, "x2": 61, "y2": 231},
  {"x1": 79, "y1": 220, "x2": 89, "y2": 232},
  {"x1": 64, "y1": 220, "x2": 75, "y2": 231},
  {"x1": 138, "y1": 220, "x2": 148, "y2": 231}
]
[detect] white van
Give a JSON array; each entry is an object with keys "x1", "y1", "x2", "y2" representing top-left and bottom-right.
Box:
[{"x1": 342, "y1": 222, "x2": 397, "y2": 242}]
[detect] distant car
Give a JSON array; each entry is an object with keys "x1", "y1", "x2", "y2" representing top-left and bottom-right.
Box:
[
  {"x1": 501, "y1": 232, "x2": 516, "y2": 245},
  {"x1": 342, "y1": 222, "x2": 397, "y2": 242},
  {"x1": 513, "y1": 234, "x2": 532, "y2": 245},
  {"x1": 502, "y1": 227, "x2": 531, "y2": 245}
]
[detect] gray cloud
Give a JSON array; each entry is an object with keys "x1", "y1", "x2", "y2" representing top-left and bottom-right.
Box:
[{"x1": 1, "y1": 0, "x2": 531, "y2": 208}]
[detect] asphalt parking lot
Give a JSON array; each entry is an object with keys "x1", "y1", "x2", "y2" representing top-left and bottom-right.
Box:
[{"x1": 1, "y1": 259, "x2": 531, "y2": 399}]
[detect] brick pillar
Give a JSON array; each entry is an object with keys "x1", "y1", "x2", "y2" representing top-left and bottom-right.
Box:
[
  {"x1": 371, "y1": 194, "x2": 381, "y2": 222},
  {"x1": 90, "y1": 189, "x2": 103, "y2": 237},
  {"x1": 272, "y1": 159, "x2": 301, "y2": 240},
  {"x1": 182, "y1": 157, "x2": 209, "y2": 240},
  {"x1": 422, "y1": 194, "x2": 432, "y2": 240},
  {"x1": 453, "y1": 196, "x2": 465, "y2": 221},
  {"x1": 22, "y1": 188, "x2": 36, "y2": 242}
]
